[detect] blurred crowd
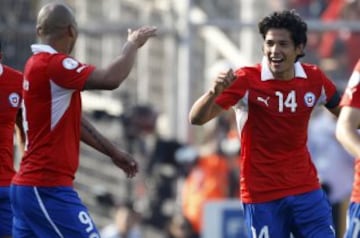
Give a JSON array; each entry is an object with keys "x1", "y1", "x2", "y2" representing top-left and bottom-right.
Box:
[
  {"x1": 89, "y1": 105, "x2": 243, "y2": 238},
  {"x1": 289, "y1": 0, "x2": 360, "y2": 90}
]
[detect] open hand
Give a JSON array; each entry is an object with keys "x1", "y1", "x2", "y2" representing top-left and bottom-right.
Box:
[{"x1": 128, "y1": 26, "x2": 157, "y2": 48}]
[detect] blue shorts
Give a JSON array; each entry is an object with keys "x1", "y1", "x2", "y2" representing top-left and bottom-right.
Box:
[
  {"x1": 10, "y1": 185, "x2": 100, "y2": 238},
  {"x1": 0, "y1": 186, "x2": 12, "y2": 237},
  {"x1": 243, "y1": 189, "x2": 335, "y2": 238},
  {"x1": 344, "y1": 202, "x2": 360, "y2": 238}
]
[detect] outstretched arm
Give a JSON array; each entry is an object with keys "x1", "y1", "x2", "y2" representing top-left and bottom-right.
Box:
[
  {"x1": 336, "y1": 106, "x2": 360, "y2": 158},
  {"x1": 80, "y1": 115, "x2": 138, "y2": 178},
  {"x1": 84, "y1": 26, "x2": 157, "y2": 90},
  {"x1": 189, "y1": 69, "x2": 235, "y2": 125}
]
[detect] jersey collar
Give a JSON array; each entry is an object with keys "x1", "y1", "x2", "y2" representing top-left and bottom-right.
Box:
[
  {"x1": 31, "y1": 44, "x2": 58, "y2": 55},
  {"x1": 261, "y1": 57, "x2": 307, "y2": 81}
]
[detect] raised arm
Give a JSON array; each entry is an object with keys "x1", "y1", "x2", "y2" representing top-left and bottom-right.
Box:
[
  {"x1": 336, "y1": 106, "x2": 360, "y2": 158},
  {"x1": 84, "y1": 26, "x2": 157, "y2": 90},
  {"x1": 189, "y1": 91, "x2": 223, "y2": 125},
  {"x1": 189, "y1": 69, "x2": 235, "y2": 125},
  {"x1": 80, "y1": 115, "x2": 138, "y2": 178}
]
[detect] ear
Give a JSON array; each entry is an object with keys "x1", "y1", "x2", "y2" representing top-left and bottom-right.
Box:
[
  {"x1": 68, "y1": 25, "x2": 77, "y2": 38},
  {"x1": 36, "y1": 26, "x2": 42, "y2": 37},
  {"x1": 296, "y1": 44, "x2": 304, "y2": 55}
]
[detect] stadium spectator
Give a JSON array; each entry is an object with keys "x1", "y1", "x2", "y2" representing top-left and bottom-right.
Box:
[
  {"x1": 101, "y1": 202, "x2": 142, "y2": 238},
  {"x1": 336, "y1": 59, "x2": 360, "y2": 238},
  {"x1": 177, "y1": 116, "x2": 241, "y2": 237},
  {"x1": 219, "y1": 126, "x2": 241, "y2": 198},
  {"x1": 317, "y1": 0, "x2": 346, "y2": 60},
  {"x1": 338, "y1": 0, "x2": 360, "y2": 74},
  {"x1": 164, "y1": 213, "x2": 187, "y2": 238},
  {"x1": 180, "y1": 148, "x2": 229, "y2": 237},
  {"x1": 120, "y1": 104, "x2": 183, "y2": 232},
  {"x1": 287, "y1": 0, "x2": 327, "y2": 18},
  {"x1": 9, "y1": 2, "x2": 156, "y2": 238},
  {"x1": 189, "y1": 9, "x2": 340, "y2": 237},
  {"x1": 315, "y1": 0, "x2": 360, "y2": 76},
  {"x1": 0, "y1": 40, "x2": 24, "y2": 238}
]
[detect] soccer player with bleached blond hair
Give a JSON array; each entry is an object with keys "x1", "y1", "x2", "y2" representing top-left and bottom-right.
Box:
[{"x1": 10, "y1": 2, "x2": 156, "y2": 237}]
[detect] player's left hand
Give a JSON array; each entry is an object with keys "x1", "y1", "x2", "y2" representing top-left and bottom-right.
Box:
[
  {"x1": 111, "y1": 150, "x2": 139, "y2": 178},
  {"x1": 128, "y1": 26, "x2": 157, "y2": 48}
]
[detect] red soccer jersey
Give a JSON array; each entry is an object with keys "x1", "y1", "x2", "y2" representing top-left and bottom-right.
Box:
[
  {"x1": 215, "y1": 59, "x2": 338, "y2": 203},
  {"x1": 0, "y1": 64, "x2": 22, "y2": 186},
  {"x1": 340, "y1": 59, "x2": 360, "y2": 203},
  {"x1": 12, "y1": 44, "x2": 95, "y2": 187}
]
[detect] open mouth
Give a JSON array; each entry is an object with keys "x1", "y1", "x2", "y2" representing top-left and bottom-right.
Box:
[
  {"x1": 270, "y1": 56, "x2": 283, "y2": 63},
  {"x1": 269, "y1": 57, "x2": 284, "y2": 67}
]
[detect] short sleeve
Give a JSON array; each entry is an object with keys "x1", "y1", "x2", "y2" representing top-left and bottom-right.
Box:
[
  {"x1": 47, "y1": 54, "x2": 95, "y2": 90},
  {"x1": 341, "y1": 60, "x2": 360, "y2": 109},
  {"x1": 319, "y1": 69, "x2": 339, "y2": 108},
  {"x1": 215, "y1": 68, "x2": 249, "y2": 110}
]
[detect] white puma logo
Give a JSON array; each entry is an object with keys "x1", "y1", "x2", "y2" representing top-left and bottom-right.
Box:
[{"x1": 257, "y1": 96, "x2": 270, "y2": 107}]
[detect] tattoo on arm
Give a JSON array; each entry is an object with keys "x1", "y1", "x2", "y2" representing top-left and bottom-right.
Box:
[{"x1": 82, "y1": 122, "x2": 111, "y2": 156}]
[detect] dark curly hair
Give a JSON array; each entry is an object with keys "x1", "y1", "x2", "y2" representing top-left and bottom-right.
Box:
[{"x1": 258, "y1": 9, "x2": 307, "y2": 61}]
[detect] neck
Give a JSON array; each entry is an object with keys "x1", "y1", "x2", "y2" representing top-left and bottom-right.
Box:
[
  {"x1": 272, "y1": 71, "x2": 295, "y2": 81},
  {"x1": 40, "y1": 36, "x2": 70, "y2": 54}
]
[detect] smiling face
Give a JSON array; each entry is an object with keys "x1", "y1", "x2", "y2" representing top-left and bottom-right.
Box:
[{"x1": 263, "y1": 28, "x2": 303, "y2": 80}]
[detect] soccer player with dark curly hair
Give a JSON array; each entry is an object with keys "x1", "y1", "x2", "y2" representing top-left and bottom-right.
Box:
[{"x1": 189, "y1": 10, "x2": 340, "y2": 238}]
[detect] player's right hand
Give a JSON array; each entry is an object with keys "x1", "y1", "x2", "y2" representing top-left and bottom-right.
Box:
[
  {"x1": 128, "y1": 26, "x2": 157, "y2": 48},
  {"x1": 210, "y1": 69, "x2": 236, "y2": 95}
]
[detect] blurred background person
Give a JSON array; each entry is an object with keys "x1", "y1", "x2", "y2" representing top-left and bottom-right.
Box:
[
  {"x1": 177, "y1": 116, "x2": 241, "y2": 237},
  {"x1": 164, "y1": 213, "x2": 188, "y2": 238},
  {"x1": 101, "y1": 202, "x2": 142, "y2": 238},
  {"x1": 120, "y1": 104, "x2": 184, "y2": 236}
]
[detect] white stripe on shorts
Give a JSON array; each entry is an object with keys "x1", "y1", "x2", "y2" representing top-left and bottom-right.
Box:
[{"x1": 33, "y1": 186, "x2": 64, "y2": 238}]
